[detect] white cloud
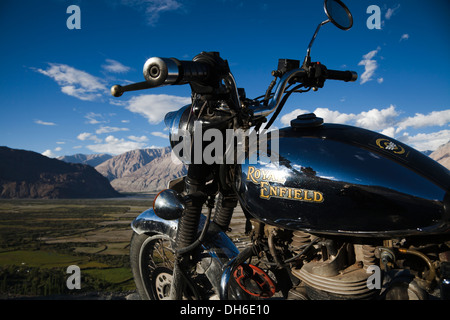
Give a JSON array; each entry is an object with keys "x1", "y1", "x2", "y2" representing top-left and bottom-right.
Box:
[
  {"x1": 35, "y1": 119, "x2": 56, "y2": 126},
  {"x1": 85, "y1": 112, "x2": 104, "y2": 124},
  {"x1": 151, "y1": 131, "x2": 170, "y2": 139},
  {"x1": 102, "y1": 59, "x2": 131, "y2": 73},
  {"x1": 400, "y1": 34, "x2": 409, "y2": 41},
  {"x1": 120, "y1": 0, "x2": 183, "y2": 25},
  {"x1": 280, "y1": 106, "x2": 398, "y2": 131},
  {"x1": 34, "y1": 63, "x2": 106, "y2": 101},
  {"x1": 314, "y1": 108, "x2": 357, "y2": 124},
  {"x1": 95, "y1": 126, "x2": 130, "y2": 134},
  {"x1": 279, "y1": 109, "x2": 310, "y2": 126},
  {"x1": 42, "y1": 149, "x2": 56, "y2": 158},
  {"x1": 380, "y1": 126, "x2": 396, "y2": 138},
  {"x1": 77, "y1": 132, "x2": 102, "y2": 143},
  {"x1": 42, "y1": 146, "x2": 62, "y2": 158},
  {"x1": 358, "y1": 47, "x2": 381, "y2": 85},
  {"x1": 395, "y1": 110, "x2": 450, "y2": 133},
  {"x1": 397, "y1": 130, "x2": 450, "y2": 151},
  {"x1": 128, "y1": 135, "x2": 149, "y2": 142},
  {"x1": 385, "y1": 4, "x2": 400, "y2": 20},
  {"x1": 86, "y1": 135, "x2": 148, "y2": 155},
  {"x1": 280, "y1": 106, "x2": 450, "y2": 151},
  {"x1": 377, "y1": 77, "x2": 384, "y2": 84},
  {"x1": 355, "y1": 105, "x2": 399, "y2": 131},
  {"x1": 124, "y1": 94, "x2": 191, "y2": 124}
]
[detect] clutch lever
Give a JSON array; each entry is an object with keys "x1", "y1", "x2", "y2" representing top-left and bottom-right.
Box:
[{"x1": 110, "y1": 81, "x2": 154, "y2": 97}]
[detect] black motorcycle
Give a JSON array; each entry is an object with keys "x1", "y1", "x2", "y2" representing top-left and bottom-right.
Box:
[{"x1": 111, "y1": 0, "x2": 450, "y2": 300}]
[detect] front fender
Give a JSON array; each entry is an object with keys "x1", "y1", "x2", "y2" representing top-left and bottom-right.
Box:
[
  {"x1": 131, "y1": 207, "x2": 240, "y2": 298},
  {"x1": 131, "y1": 208, "x2": 239, "y2": 261},
  {"x1": 131, "y1": 208, "x2": 178, "y2": 239}
]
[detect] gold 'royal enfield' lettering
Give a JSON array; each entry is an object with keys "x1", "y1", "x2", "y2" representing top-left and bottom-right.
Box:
[
  {"x1": 247, "y1": 166, "x2": 324, "y2": 203},
  {"x1": 246, "y1": 166, "x2": 286, "y2": 184}
]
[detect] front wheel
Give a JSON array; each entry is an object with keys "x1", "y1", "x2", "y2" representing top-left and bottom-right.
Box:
[{"x1": 130, "y1": 232, "x2": 202, "y2": 300}]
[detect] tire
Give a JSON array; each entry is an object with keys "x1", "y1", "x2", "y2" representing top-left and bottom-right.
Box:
[{"x1": 130, "y1": 232, "x2": 200, "y2": 300}]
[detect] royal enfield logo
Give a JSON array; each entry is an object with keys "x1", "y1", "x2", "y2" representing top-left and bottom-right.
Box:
[
  {"x1": 375, "y1": 138, "x2": 406, "y2": 155},
  {"x1": 246, "y1": 166, "x2": 324, "y2": 203}
]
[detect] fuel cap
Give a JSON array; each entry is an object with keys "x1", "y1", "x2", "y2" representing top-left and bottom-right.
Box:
[{"x1": 290, "y1": 113, "x2": 324, "y2": 129}]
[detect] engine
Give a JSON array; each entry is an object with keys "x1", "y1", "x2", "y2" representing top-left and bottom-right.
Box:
[{"x1": 246, "y1": 221, "x2": 450, "y2": 300}]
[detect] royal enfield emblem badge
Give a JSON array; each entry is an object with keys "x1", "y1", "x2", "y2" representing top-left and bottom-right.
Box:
[{"x1": 375, "y1": 138, "x2": 406, "y2": 155}]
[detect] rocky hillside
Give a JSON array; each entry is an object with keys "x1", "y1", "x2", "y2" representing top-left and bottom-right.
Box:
[
  {"x1": 95, "y1": 147, "x2": 187, "y2": 192},
  {"x1": 0, "y1": 147, "x2": 120, "y2": 199},
  {"x1": 430, "y1": 141, "x2": 450, "y2": 170},
  {"x1": 57, "y1": 153, "x2": 112, "y2": 167}
]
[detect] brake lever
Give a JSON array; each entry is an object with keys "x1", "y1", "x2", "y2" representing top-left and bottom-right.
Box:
[{"x1": 110, "y1": 81, "x2": 154, "y2": 97}]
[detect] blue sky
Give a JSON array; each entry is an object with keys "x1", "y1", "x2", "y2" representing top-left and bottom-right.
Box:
[{"x1": 0, "y1": 0, "x2": 449, "y2": 157}]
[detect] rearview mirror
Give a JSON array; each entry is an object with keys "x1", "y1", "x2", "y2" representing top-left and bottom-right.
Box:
[
  {"x1": 324, "y1": 0, "x2": 353, "y2": 30},
  {"x1": 303, "y1": 0, "x2": 353, "y2": 67}
]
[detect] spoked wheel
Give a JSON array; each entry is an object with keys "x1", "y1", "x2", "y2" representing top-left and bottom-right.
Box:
[{"x1": 130, "y1": 232, "x2": 199, "y2": 300}]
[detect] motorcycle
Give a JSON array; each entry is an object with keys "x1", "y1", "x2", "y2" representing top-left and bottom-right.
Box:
[{"x1": 111, "y1": 0, "x2": 450, "y2": 300}]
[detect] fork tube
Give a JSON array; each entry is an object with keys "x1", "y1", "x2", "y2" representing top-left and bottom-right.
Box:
[{"x1": 170, "y1": 164, "x2": 210, "y2": 299}]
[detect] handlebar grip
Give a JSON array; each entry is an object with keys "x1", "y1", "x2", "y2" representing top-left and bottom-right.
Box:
[
  {"x1": 326, "y1": 69, "x2": 358, "y2": 82},
  {"x1": 143, "y1": 57, "x2": 210, "y2": 87},
  {"x1": 143, "y1": 57, "x2": 179, "y2": 87},
  {"x1": 178, "y1": 60, "x2": 210, "y2": 83}
]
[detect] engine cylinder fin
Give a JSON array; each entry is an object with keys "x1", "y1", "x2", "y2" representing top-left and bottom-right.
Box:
[
  {"x1": 362, "y1": 245, "x2": 377, "y2": 269},
  {"x1": 292, "y1": 263, "x2": 375, "y2": 298}
]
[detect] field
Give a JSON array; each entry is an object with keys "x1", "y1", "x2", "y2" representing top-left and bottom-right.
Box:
[{"x1": 0, "y1": 197, "x2": 154, "y2": 298}]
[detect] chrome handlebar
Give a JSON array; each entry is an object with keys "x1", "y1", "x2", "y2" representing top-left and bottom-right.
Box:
[{"x1": 248, "y1": 69, "x2": 307, "y2": 117}]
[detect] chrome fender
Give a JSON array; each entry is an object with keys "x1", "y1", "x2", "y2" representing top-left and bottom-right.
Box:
[
  {"x1": 131, "y1": 208, "x2": 178, "y2": 238},
  {"x1": 131, "y1": 208, "x2": 240, "y2": 298}
]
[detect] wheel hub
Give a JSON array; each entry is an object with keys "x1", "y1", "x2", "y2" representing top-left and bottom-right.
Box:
[{"x1": 155, "y1": 271, "x2": 173, "y2": 300}]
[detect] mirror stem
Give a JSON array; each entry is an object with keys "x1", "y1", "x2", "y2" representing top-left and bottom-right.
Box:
[{"x1": 303, "y1": 19, "x2": 330, "y2": 67}]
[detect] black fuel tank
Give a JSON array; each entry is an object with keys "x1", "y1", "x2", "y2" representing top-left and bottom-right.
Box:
[{"x1": 236, "y1": 115, "x2": 450, "y2": 237}]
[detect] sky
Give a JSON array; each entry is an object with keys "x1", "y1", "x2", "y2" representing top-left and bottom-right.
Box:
[{"x1": 0, "y1": 0, "x2": 449, "y2": 158}]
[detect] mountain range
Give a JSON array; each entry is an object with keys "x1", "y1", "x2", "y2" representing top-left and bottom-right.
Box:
[
  {"x1": 94, "y1": 147, "x2": 187, "y2": 193},
  {"x1": 0, "y1": 147, "x2": 120, "y2": 199},
  {"x1": 57, "y1": 153, "x2": 112, "y2": 167},
  {"x1": 429, "y1": 140, "x2": 450, "y2": 170}
]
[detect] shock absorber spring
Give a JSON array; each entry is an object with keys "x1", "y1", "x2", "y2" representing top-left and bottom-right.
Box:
[
  {"x1": 176, "y1": 166, "x2": 209, "y2": 250},
  {"x1": 291, "y1": 231, "x2": 312, "y2": 252},
  {"x1": 177, "y1": 202, "x2": 203, "y2": 249},
  {"x1": 213, "y1": 192, "x2": 238, "y2": 232}
]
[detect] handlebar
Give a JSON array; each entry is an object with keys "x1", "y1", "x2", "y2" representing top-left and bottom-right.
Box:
[
  {"x1": 110, "y1": 52, "x2": 358, "y2": 122},
  {"x1": 111, "y1": 57, "x2": 211, "y2": 97},
  {"x1": 143, "y1": 57, "x2": 211, "y2": 87},
  {"x1": 326, "y1": 69, "x2": 358, "y2": 82},
  {"x1": 111, "y1": 52, "x2": 228, "y2": 97},
  {"x1": 250, "y1": 66, "x2": 357, "y2": 117}
]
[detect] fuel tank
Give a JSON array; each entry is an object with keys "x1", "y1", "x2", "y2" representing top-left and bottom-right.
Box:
[{"x1": 236, "y1": 114, "x2": 450, "y2": 237}]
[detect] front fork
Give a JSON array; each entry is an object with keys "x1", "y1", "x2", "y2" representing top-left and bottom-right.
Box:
[
  {"x1": 169, "y1": 163, "x2": 238, "y2": 299},
  {"x1": 170, "y1": 164, "x2": 237, "y2": 300}
]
